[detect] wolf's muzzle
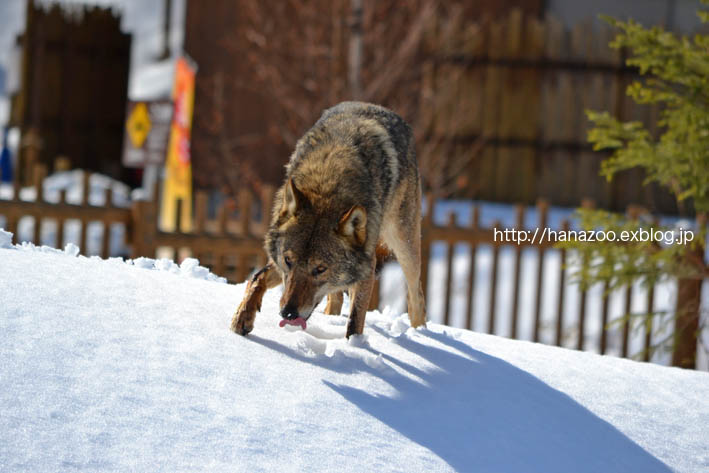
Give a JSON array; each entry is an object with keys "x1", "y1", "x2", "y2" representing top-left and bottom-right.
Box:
[{"x1": 280, "y1": 304, "x2": 299, "y2": 320}]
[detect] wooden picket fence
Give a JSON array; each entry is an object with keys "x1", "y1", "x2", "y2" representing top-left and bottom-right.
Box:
[
  {"x1": 131, "y1": 181, "x2": 275, "y2": 284},
  {"x1": 0, "y1": 164, "x2": 271, "y2": 283},
  {"x1": 419, "y1": 195, "x2": 705, "y2": 368},
  {"x1": 0, "y1": 164, "x2": 705, "y2": 368},
  {"x1": 0, "y1": 164, "x2": 132, "y2": 258}
]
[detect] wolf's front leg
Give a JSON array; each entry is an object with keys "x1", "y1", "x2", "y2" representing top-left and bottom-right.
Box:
[
  {"x1": 231, "y1": 263, "x2": 282, "y2": 335},
  {"x1": 324, "y1": 291, "x2": 344, "y2": 315},
  {"x1": 346, "y1": 262, "x2": 376, "y2": 338}
]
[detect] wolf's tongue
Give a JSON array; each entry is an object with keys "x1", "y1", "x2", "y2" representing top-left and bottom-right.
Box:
[{"x1": 279, "y1": 317, "x2": 307, "y2": 330}]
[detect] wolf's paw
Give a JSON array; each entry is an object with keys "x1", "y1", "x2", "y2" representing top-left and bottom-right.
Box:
[
  {"x1": 230, "y1": 311, "x2": 254, "y2": 336},
  {"x1": 345, "y1": 322, "x2": 363, "y2": 339}
]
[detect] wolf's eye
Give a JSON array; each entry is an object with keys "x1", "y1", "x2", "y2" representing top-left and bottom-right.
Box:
[
  {"x1": 313, "y1": 265, "x2": 327, "y2": 276},
  {"x1": 284, "y1": 255, "x2": 292, "y2": 269}
]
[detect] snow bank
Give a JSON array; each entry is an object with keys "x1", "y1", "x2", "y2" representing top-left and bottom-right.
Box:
[
  {"x1": 1, "y1": 241, "x2": 707, "y2": 472},
  {"x1": 128, "y1": 256, "x2": 226, "y2": 283},
  {"x1": 0, "y1": 231, "x2": 224, "y2": 283}
]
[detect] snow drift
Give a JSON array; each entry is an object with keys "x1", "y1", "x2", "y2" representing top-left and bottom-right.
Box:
[{"x1": 0, "y1": 231, "x2": 707, "y2": 472}]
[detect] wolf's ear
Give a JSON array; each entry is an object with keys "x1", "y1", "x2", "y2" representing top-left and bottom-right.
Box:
[
  {"x1": 338, "y1": 205, "x2": 367, "y2": 246},
  {"x1": 281, "y1": 178, "x2": 307, "y2": 216}
]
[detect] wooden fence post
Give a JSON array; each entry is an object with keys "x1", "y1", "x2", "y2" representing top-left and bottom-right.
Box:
[
  {"x1": 510, "y1": 204, "x2": 525, "y2": 339},
  {"x1": 195, "y1": 191, "x2": 208, "y2": 233},
  {"x1": 101, "y1": 187, "x2": 113, "y2": 259},
  {"x1": 130, "y1": 200, "x2": 145, "y2": 258},
  {"x1": 463, "y1": 205, "x2": 480, "y2": 331},
  {"x1": 130, "y1": 196, "x2": 158, "y2": 259},
  {"x1": 488, "y1": 220, "x2": 501, "y2": 334},
  {"x1": 532, "y1": 199, "x2": 548, "y2": 342},
  {"x1": 32, "y1": 163, "x2": 47, "y2": 244},
  {"x1": 238, "y1": 189, "x2": 252, "y2": 236},
  {"x1": 443, "y1": 212, "x2": 457, "y2": 326},
  {"x1": 175, "y1": 198, "x2": 183, "y2": 233}
]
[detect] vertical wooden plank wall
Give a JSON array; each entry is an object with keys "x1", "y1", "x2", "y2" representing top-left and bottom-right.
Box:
[
  {"x1": 480, "y1": 17, "x2": 502, "y2": 200},
  {"x1": 422, "y1": 10, "x2": 679, "y2": 214},
  {"x1": 538, "y1": 15, "x2": 564, "y2": 202}
]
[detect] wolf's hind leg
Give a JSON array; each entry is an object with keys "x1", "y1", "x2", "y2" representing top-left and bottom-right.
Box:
[
  {"x1": 391, "y1": 238, "x2": 426, "y2": 328},
  {"x1": 324, "y1": 292, "x2": 344, "y2": 315},
  {"x1": 231, "y1": 263, "x2": 282, "y2": 335},
  {"x1": 383, "y1": 189, "x2": 427, "y2": 329}
]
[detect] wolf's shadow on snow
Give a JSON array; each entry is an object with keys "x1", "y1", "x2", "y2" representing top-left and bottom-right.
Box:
[{"x1": 250, "y1": 327, "x2": 671, "y2": 473}]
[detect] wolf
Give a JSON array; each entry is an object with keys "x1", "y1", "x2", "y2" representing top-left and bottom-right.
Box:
[{"x1": 230, "y1": 101, "x2": 426, "y2": 338}]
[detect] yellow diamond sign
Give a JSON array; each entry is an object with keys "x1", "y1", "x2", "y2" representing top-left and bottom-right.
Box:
[{"x1": 126, "y1": 102, "x2": 152, "y2": 148}]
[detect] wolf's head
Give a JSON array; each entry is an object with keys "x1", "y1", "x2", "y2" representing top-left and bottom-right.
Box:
[{"x1": 265, "y1": 178, "x2": 372, "y2": 322}]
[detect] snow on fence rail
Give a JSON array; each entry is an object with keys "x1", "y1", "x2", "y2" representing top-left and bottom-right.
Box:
[
  {"x1": 0, "y1": 163, "x2": 705, "y2": 368},
  {"x1": 0, "y1": 164, "x2": 131, "y2": 259}
]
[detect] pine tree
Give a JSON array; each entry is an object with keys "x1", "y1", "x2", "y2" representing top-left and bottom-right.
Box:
[{"x1": 565, "y1": 1, "x2": 708, "y2": 367}]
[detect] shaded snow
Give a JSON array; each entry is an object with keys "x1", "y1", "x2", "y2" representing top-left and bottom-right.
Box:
[{"x1": 1, "y1": 239, "x2": 707, "y2": 472}]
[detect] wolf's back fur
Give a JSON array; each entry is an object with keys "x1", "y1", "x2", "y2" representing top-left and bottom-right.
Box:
[
  {"x1": 274, "y1": 102, "x2": 417, "y2": 246},
  {"x1": 232, "y1": 102, "x2": 426, "y2": 338}
]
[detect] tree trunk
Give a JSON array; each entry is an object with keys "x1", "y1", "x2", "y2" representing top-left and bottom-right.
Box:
[
  {"x1": 348, "y1": 0, "x2": 363, "y2": 99},
  {"x1": 672, "y1": 276, "x2": 701, "y2": 369},
  {"x1": 672, "y1": 213, "x2": 707, "y2": 369}
]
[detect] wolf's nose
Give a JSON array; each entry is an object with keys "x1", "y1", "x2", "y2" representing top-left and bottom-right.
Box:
[{"x1": 280, "y1": 304, "x2": 299, "y2": 320}]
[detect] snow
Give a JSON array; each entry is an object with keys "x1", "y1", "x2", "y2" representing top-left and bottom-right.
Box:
[
  {"x1": 0, "y1": 96, "x2": 8, "y2": 127},
  {"x1": 129, "y1": 58, "x2": 174, "y2": 100},
  {"x1": 1, "y1": 238, "x2": 708, "y2": 472}
]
